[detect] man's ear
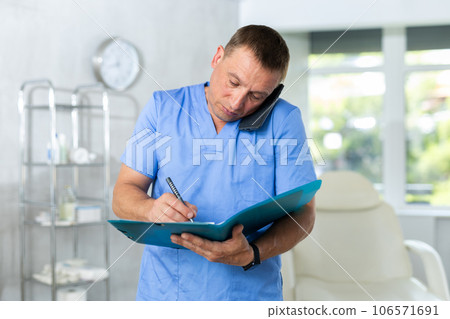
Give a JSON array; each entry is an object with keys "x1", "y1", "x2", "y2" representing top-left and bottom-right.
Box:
[{"x1": 211, "y1": 45, "x2": 225, "y2": 69}]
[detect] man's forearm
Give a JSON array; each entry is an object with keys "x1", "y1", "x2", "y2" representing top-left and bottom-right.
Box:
[
  {"x1": 253, "y1": 198, "x2": 315, "y2": 262},
  {"x1": 112, "y1": 182, "x2": 155, "y2": 221}
]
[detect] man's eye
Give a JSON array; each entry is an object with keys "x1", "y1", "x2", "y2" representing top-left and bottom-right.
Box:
[
  {"x1": 229, "y1": 81, "x2": 239, "y2": 87},
  {"x1": 250, "y1": 94, "x2": 262, "y2": 101}
]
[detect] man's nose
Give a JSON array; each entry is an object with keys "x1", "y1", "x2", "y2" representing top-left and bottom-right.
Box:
[{"x1": 229, "y1": 90, "x2": 246, "y2": 111}]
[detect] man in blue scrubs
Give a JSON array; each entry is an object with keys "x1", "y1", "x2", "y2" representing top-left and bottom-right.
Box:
[{"x1": 112, "y1": 25, "x2": 316, "y2": 300}]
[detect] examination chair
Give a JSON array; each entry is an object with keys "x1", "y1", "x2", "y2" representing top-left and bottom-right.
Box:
[{"x1": 281, "y1": 170, "x2": 450, "y2": 301}]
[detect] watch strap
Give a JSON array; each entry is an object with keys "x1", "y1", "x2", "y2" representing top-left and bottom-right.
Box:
[{"x1": 242, "y1": 242, "x2": 261, "y2": 271}]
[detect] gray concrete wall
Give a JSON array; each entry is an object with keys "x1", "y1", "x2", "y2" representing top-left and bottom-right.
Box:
[{"x1": 0, "y1": 0, "x2": 239, "y2": 300}]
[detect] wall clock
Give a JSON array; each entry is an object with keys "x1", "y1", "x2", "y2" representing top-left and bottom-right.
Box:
[{"x1": 92, "y1": 37, "x2": 141, "y2": 91}]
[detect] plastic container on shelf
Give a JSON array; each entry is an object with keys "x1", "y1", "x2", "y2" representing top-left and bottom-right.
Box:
[{"x1": 59, "y1": 185, "x2": 76, "y2": 222}]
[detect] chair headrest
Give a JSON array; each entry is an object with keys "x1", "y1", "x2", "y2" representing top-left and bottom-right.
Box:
[{"x1": 316, "y1": 170, "x2": 381, "y2": 211}]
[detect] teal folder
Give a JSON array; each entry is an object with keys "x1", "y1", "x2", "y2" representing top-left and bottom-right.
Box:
[{"x1": 109, "y1": 179, "x2": 321, "y2": 249}]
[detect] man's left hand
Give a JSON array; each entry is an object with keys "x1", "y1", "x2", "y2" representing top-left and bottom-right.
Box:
[{"x1": 170, "y1": 224, "x2": 254, "y2": 266}]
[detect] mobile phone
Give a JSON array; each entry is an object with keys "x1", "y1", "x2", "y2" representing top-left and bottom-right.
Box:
[{"x1": 239, "y1": 84, "x2": 284, "y2": 131}]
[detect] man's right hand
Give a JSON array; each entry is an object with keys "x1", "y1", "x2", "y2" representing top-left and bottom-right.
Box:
[
  {"x1": 113, "y1": 164, "x2": 198, "y2": 222},
  {"x1": 147, "y1": 193, "x2": 197, "y2": 222}
]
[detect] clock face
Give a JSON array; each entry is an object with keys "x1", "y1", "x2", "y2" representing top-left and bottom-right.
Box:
[{"x1": 93, "y1": 38, "x2": 140, "y2": 91}]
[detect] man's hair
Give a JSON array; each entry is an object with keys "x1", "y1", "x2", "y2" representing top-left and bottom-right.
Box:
[{"x1": 224, "y1": 25, "x2": 290, "y2": 81}]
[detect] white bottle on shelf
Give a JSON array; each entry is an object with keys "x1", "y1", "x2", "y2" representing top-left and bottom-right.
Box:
[{"x1": 59, "y1": 185, "x2": 76, "y2": 222}]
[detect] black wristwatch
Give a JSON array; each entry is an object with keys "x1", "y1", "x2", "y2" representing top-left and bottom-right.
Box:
[{"x1": 242, "y1": 242, "x2": 261, "y2": 271}]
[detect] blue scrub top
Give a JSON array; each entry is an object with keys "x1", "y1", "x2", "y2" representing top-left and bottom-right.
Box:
[{"x1": 121, "y1": 82, "x2": 316, "y2": 300}]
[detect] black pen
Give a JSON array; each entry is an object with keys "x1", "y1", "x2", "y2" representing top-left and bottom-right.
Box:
[{"x1": 166, "y1": 177, "x2": 194, "y2": 222}]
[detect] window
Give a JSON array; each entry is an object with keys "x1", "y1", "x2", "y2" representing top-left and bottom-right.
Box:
[
  {"x1": 309, "y1": 73, "x2": 384, "y2": 184},
  {"x1": 310, "y1": 29, "x2": 383, "y2": 68},
  {"x1": 405, "y1": 26, "x2": 450, "y2": 206},
  {"x1": 308, "y1": 26, "x2": 450, "y2": 208},
  {"x1": 309, "y1": 29, "x2": 384, "y2": 187},
  {"x1": 406, "y1": 26, "x2": 450, "y2": 66}
]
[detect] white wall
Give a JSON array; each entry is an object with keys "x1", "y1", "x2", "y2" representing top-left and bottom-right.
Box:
[
  {"x1": 240, "y1": 0, "x2": 450, "y2": 31},
  {"x1": 0, "y1": 0, "x2": 239, "y2": 300}
]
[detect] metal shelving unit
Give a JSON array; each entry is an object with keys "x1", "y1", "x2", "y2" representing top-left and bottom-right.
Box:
[{"x1": 18, "y1": 79, "x2": 110, "y2": 301}]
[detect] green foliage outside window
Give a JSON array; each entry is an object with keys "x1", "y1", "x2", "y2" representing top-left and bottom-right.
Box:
[{"x1": 406, "y1": 71, "x2": 450, "y2": 205}]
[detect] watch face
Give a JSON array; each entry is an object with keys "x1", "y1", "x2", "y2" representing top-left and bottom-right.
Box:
[{"x1": 94, "y1": 38, "x2": 140, "y2": 91}]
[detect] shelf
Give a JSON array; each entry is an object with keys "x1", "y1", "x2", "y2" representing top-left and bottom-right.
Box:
[
  {"x1": 22, "y1": 198, "x2": 105, "y2": 207},
  {"x1": 21, "y1": 199, "x2": 55, "y2": 208},
  {"x1": 23, "y1": 162, "x2": 105, "y2": 167},
  {"x1": 30, "y1": 277, "x2": 95, "y2": 288},
  {"x1": 24, "y1": 220, "x2": 106, "y2": 227},
  {"x1": 19, "y1": 80, "x2": 110, "y2": 301},
  {"x1": 25, "y1": 104, "x2": 103, "y2": 110},
  {"x1": 29, "y1": 270, "x2": 109, "y2": 288},
  {"x1": 77, "y1": 196, "x2": 106, "y2": 203}
]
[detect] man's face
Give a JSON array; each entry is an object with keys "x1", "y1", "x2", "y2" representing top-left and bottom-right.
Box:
[{"x1": 206, "y1": 45, "x2": 282, "y2": 127}]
